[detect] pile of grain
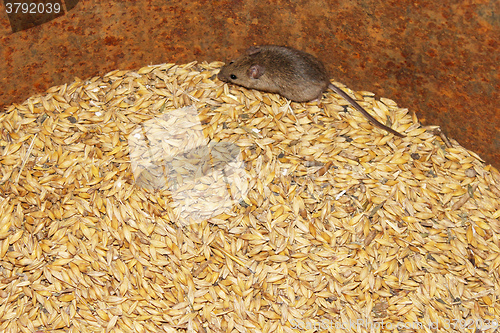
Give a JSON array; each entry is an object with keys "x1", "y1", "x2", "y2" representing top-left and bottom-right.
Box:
[{"x1": 0, "y1": 61, "x2": 499, "y2": 333}]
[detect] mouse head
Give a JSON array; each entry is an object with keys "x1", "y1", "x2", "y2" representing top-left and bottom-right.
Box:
[{"x1": 217, "y1": 47, "x2": 278, "y2": 92}]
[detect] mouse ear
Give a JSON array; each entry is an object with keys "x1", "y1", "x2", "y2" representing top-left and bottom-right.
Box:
[
  {"x1": 248, "y1": 65, "x2": 265, "y2": 79},
  {"x1": 246, "y1": 46, "x2": 262, "y2": 55}
]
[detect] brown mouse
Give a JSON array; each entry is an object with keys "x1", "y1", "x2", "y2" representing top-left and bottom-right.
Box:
[{"x1": 218, "y1": 45, "x2": 405, "y2": 137}]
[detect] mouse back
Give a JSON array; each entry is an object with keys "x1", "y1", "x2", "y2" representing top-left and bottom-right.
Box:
[{"x1": 218, "y1": 45, "x2": 330, "y2": 102}]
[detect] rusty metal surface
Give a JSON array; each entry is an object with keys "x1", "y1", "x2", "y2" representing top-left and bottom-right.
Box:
[{"x1": 0, "y1": 0, "x2": 498, "y2": 166}]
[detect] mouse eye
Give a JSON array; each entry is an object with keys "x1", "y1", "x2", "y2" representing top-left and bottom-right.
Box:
[
  {"x1": 230, "y1": 74, "x2": 237, "y2": 80},
  {"x1": 229, "y1": 61, "x2": 234, "y2": 65}
]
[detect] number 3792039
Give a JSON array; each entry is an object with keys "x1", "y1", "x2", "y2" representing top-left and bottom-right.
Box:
[{"x1": 5, "y1": 2, "x2": 62, "y2": 14}]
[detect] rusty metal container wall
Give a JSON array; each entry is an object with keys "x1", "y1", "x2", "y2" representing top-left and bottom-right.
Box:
[{"x1": 1, "y1": 0, "x2": 498, "y2": 166}]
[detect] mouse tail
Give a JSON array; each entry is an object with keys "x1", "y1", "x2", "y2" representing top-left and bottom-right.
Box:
[{"x1": 328, "y1": 84, "x2": 405, "y2": 137}]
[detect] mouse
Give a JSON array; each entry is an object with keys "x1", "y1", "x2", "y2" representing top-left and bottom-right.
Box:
[{"x1": 217, "y1": 45, "x2": 405, "y2": 137}]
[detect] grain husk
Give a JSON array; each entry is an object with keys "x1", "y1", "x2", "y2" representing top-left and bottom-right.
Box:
[{"x1": 0, "y1": 61, "x2": 499, "y2": 332}]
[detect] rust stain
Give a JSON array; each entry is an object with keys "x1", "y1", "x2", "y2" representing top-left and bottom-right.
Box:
[{"x1": 0, "y1": 0, "x2": 498, "y2": 166}]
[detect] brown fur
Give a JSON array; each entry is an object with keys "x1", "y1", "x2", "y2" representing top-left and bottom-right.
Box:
[{"x1": 218, "y1": 45, "x2": 405, "y2": 137}]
